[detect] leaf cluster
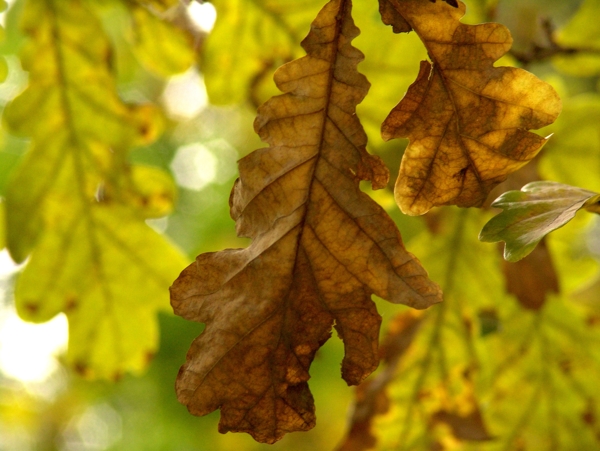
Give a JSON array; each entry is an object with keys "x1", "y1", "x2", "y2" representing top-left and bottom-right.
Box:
[{"x1": 3, "y1": 0, "x2": 600, "y2": 449}]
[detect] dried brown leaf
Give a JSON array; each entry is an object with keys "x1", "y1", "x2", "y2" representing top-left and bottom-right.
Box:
[
  {"x1": 379, "y1": 0, "x2": 562, "y2": 215},
  {"x1": 170, "y1": 0, "x2": 442, "y2": 444},
  {"x1": 503, "y1": 238, "x2": 559, "y2": 310}
]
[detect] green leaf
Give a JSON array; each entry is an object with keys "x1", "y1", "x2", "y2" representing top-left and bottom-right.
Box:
[
  {"x1": 553, "y1": 0, "x2": 600, "y2": 77},
  {"x1": 479, "y1": 181, "x2": 600, "y2": 262},
  {"x1": 202, "y1": 0, "x2": 322, "y2": 105},
  {"x1": 3, "y1": 0, "x2": 187, "y2": 378}
]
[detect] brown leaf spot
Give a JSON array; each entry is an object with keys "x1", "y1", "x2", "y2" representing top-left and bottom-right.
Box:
[
  {"x1": 432, "y1": 408, "x2": 493, "y2": 441},
  {"x1": 582, "y1": 401, "x2": 596, "y2": 426},
  {"x1": 74, "y1": 361, "x2": 90, "y2": 377},
  {"x1": 145, "y1": 351, "x2": 155, "y2": 365},
  {"x1": 65, "y1": 296, "x2": 78, "y2": 312},
  {"x1": 23, "y1": 302, "x2": 39, "y2": 315}
]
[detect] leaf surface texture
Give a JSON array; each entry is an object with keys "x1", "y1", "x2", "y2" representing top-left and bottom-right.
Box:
[
  {"x1": 170, "y1": 0, "x2": 441, "y2": 443},
  {"x1": 480, "y1": 181, "x2": 599, "y2": 261}
]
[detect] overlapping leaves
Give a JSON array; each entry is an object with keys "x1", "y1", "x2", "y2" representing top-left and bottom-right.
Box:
[
  {"x1": 340, "y1": 208, "x2": 600, "y2": 450},
  {"x1": 170, "y1": 0, "x2": 441, "y2": 443},
  {"x1": 379, "y1": 0, "x2": 562, "y2": 215},
  {"x1": 3, "y1": 0, "x2": 187, "y2": 379}
]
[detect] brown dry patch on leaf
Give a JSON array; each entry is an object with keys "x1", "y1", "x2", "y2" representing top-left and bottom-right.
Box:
[
  {"x1": 170, "y1": 0, "x2": 441, "y2": 444},
  {"x1": 431, "y1": 407, "x2": 493, "y2": 442},
  {"x1": 427, "y1": 370, "x2": 493, "y2": 444},
  {"x1": 337, "y1": 311, "x2": 424, "y2": 451},
  {"x1": 379, "y1": 0, "x2": 562, "y2": 215},
  {"x1": 502, "y1": 238, "x2": 559, "y2": 310}
]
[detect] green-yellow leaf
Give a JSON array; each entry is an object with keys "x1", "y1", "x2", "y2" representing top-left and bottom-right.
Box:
[
  {"x1": 3, "y1": 0, "x2": 186, "y2": 378},
  {"x1": 539, "y1": 94, "x2": 600, "y2": 193},
  {"x1": 16, "y1": 205, "x2": 186, "y2": 378},
  {"x1": 479, "y1": 181, "x2": 599, "y2": 262},
  {"x1": 553, "y1": 0, "x2": 600, "y2": 77},
  {"x1": 104, "y1": 164, "x2": 178, "y2": 219},
  {"x1": 127, "y1": 3, "x2": 195, "y2": 77},
  {"x1": 202, "y1": 0, "x2": 322, "y2": 105}
]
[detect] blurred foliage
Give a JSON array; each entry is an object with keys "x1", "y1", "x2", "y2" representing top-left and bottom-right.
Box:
[{"x1": 0, "y1": 0, "x2": 599, "y2": 450}]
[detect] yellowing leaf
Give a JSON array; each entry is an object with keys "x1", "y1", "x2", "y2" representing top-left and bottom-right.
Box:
[
  {"x1": 104, "y1": 164, "x2": 178, "y2": 219},
  {"x1": 127, "y1": 3, "x2": 195, "y2": 77},
  {"x1": 170, "y1": 0, "x2": 441, "y2": 443},
  {"x1": 202, "y1": 0, "x2": 322, "y2": 104},
  {"x1": 351, "y1": 209, "x2": 503, "y2": 450},
  {"x1": 480, "y1": 181, "x2": 599, "y2": 262},
  {"x1": 379, "y1": 0, "x2": 562, "y2": 215},
  {"x1": 16, "y1": 205, "x2": 185, "y2": 378},
  {"x1": 4, "y1": 0, "x2": 187, "y2": 378}
]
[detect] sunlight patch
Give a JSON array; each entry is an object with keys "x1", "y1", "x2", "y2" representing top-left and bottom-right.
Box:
[
  {"x1": 187, "y1": 1, "x2": 217, "y2": 33},
  {"x1": 171, "y1": 139, "x2": 238, "y2": 191}
]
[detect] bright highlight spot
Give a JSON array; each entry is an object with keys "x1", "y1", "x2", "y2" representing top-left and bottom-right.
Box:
[
  {"x1": 171, "y1": 139, "x2": 238, "y2": 191},
  {"x1": 187, "y1": 1, "x2": 217, "y2": 33},
  {"x1": 0, "y1": 309, "x2": 68, "y2": 383},
  {"x1": 146, "y1": 216, "x2": 169, "y2": 234},
  {"x1": 61, "y1": 403, "x2": 122, "y2": 451},
  {"x1": 161, "y1": 68, "x2": 208, "y2": 119},
  {"x1": 0, "y1": 249, "x2": 69, "y2": 384},
  {"x1": 171, "y1": 144, "x2": 217, "y2": 191}
]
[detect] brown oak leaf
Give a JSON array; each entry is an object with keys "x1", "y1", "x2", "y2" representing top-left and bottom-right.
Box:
[
  {"x1": 379, "y1": 0, "x2": 562, "y2": 215},
  {"x1": 170, "y1": 0, "x2": 441, "y2": 444}
]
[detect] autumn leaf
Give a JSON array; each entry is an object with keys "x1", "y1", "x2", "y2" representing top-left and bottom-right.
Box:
[
  {"x1": 3, "y1": 0, "x2": 187, "y2": 378},
  {"x1": 170, "y1": 0, "x2": 442, "y2": 443},
  {"x1": 480, "y1": 181, "x2": 600, "y2": 262},
  {"x1": 201, "y1": 0, "x2": 322, "y2": 105},
  {"x1": 378, "y1": 0, "x2": 562, "y2": 215}
]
